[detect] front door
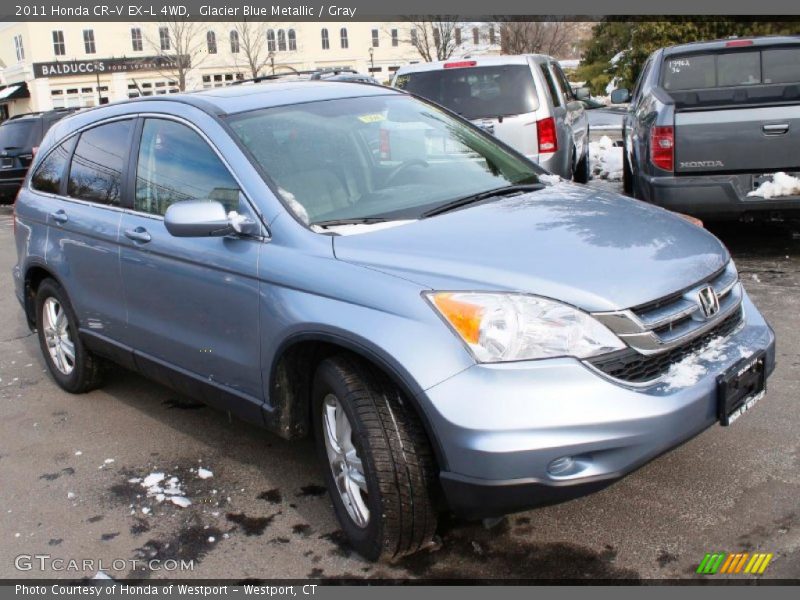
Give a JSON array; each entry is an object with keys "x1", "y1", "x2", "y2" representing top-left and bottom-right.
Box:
[{"x1": 118, "y1": 117, "x2": 263, "y2": 415}]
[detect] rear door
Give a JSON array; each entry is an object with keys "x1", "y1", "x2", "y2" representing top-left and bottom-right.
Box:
[
  {"x1": 552, "y1": 61, "x2": 588, "y2": 165},
  {"x1": 675, "y1": 105, "x2": 800, "y2": 173},
  {"x1": 39, "y1": 119, "x2": 131, "y2": 342},
  {"x1": 666, "y1": 46, "x2": 800, "y2": 174},
  {"x1": 117, "y1": 116, "x2": 263, "y2": 410},
  {"x1": 394, "y1": 63, "x2": 541, "y2": 158}
]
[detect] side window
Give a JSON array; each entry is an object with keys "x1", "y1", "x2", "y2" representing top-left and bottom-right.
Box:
[
  {"x1": 67, "y1": 120, "x2": 132, "y2": 205},
  {"x1": 539, "y1": 64, "x2": 561, "y2": 107},
  {"x1": 631, "y1": 58, "x2": 652, "y2": 102},
  {"x1": 552, "y1": 64, "x2": 574, "y2": 101},
  {"x1": 31, "y1": 136, "x2": 76, "y2": 194},
  {"x1": 134, "y1": 119, "x2": 240, "y2": 216}
]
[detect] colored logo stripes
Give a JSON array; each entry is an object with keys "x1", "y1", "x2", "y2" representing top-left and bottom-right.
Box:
[{"x1": 697, "y1": 552, "x2": 773, "y2": 575}]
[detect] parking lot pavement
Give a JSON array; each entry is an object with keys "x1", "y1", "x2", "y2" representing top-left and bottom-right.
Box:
[{"x1": 0, "y1": 199, "x2": 798, "y2": 581}]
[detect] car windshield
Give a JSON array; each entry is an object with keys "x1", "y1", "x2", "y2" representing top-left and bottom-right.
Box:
[
  {"x1": 0, "y1": 120, "x2": 39, "y2": 151},
  {"x1": 393, "y1": 65, "x2": 539, "y2": 120},
  {"x1": 227, "y1": 94, "x2": 542, "y2": 226}
]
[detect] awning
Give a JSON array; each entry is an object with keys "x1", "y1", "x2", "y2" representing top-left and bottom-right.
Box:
[{"x1": 0, "y1": 82, "x2": 30, "y2": 101}]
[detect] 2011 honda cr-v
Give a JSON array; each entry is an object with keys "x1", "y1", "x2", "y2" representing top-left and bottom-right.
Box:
[{"x1": 12, "y1": 82, "x2": 775, "y2": 561}]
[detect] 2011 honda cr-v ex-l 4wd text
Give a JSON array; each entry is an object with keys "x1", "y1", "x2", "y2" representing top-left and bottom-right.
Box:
[{"x1": 12, "y1": 82, "x2": 775, "y2": 561}]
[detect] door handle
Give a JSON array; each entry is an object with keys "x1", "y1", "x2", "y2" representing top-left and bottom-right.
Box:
[
  {"x1": 124, "y1": 227, "x2": 152, "y2": 243},
  {"x1": 763, "y1": 123, "x2": 789, "y2": 135},
  {"x1": 50, "y1": 210, "x2": 68, "y2": 224}
]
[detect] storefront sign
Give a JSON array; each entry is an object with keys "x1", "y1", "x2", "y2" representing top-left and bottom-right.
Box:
[{"x1": 33, "y1": 56, "x2": 190, "y2": 78}]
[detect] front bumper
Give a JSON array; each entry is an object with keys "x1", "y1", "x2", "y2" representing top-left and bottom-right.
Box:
[
  {"x1": 641, "y1": 173, "x2": 800, "y2": 219},
  {"x1": 423, "y1": 291, "x2": 775, "y2": 518}
]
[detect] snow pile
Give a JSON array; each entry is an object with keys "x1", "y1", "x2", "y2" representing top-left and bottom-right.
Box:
[
  {"x1": 748, "y1": 172, "x2": 800, "y2": 199},
  {"x1": 319, "y1": 220, "x2": 416, "y2": 236},
  {"x1": 538, "y1": 173, "x2": 562, "y2": 186},
  {"x1": 227, "y1": 211, "x2": 250, "y2": 233},
  {"x1": 197, "y1": 468, "x2": 213, "y2": 480},
  {"x1": 590, "y1": 136, "x2": 623, "y2": 181},
  {"x1": 279, "y1": 188, "x2": 310, "y2": 225},
  {"x1": 132, "y1": 472, "x2": 191, "y2": 509},
  {"x1": 662, "y1": 338, "x2": 757, "y2": 391}
]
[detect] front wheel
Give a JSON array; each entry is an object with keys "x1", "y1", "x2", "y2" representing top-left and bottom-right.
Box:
[{"x1": 312, "y1": 355, "x2": 438, "y2": 561}]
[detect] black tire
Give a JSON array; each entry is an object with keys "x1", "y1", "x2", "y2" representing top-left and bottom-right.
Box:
[
  {"x1": 312, "y1": 355, "x2": 438, "y2": 561},
  {"x1": 622, "y1": 149, "x2": 634, "y2": 196},
  {"x1": 573, "y1": 148, "x2": 590, "y2": 184},
  {"x1": 35, "y1": 278, "x2": 105, "y2": 394}
]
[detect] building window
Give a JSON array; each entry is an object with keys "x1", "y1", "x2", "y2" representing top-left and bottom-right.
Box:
[
  {"x1": 159, "y1": 27, "x2": 170, "y2": 51},
  {"x1": 131, "y1": 28, "x2": 143, "y2": 52},
  {"x1": 277, "y1": 30, "x2": 286, "y2": 52},
  {"x1": 454, "y1": 27, "x2": 462, "y2": 45},
  {"x1": 230, "y1": 30, "x2": 240, "y2": 53},
  {"x1": 83, "y1": 30, "x2": 96, "y2": 54},
  {"x1": 321, "y1": 28, "x2": 329, "y2": 50},
  {"x1": 13, "y1": 35, "x2": 24, "y2": 62},
  {"x1": 410, "y1": 28, "x2": 418, "y2": 47},
  {"x1": 52, "y1": 30, "x2": 66, "y2": 56},
  {"x1": 267, "y1": 29, "x2": 276, "y2": 52},
  {"x1": 391, "y1": 29, "x2": 398, "y2": 47},
  {"x1": 288, "y1": 29, "x2": 297, "y2": 51},
  {"x1": 371, "y1": 29, "x2": 379, "y2": 48},
  {"x1": 489, "y1": 26, "x2": 496, "y2": 45},
  {"x1": 340, "y1": 28, "x2": 348, "y2": 49},
  {"x1": 206, "y1": 31, "x2": 217, "y2": 54},
  {"x1": 472, "y1": 27, "x2": 479, "y2": 45}
]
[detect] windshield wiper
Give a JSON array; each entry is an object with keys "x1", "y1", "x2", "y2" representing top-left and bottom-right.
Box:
[
  {"x1": 312, "y1": 217, "x2": 390, "y2": 228},
  {"x1": 421, "y1": 183, "x2": 545, "y2": 218}
]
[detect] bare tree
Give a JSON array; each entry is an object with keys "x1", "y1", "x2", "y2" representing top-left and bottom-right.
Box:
[
  {"x1": 230, "y1": 21, "x2": 280, "y2": 79},
  {"x1": 402, "y1": 17, "x2": 462, "y2": 62},
  {"x1": 145, "y1": 19, "x2": 208, "y2": 91},
  {"x1": 497, "y1": 20, "x2": 586, "y2": 58}
]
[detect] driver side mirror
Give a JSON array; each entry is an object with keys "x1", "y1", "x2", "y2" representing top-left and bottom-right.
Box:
[
  {"x1": 610, "y1": 88, "x2": 631, "y2": 104},
  {"x1": 575, "y1": 86, "x2": 590, "y2": 100},
  {"x1": 164, "y1": 200, "x2": 257, "y2": 238}
]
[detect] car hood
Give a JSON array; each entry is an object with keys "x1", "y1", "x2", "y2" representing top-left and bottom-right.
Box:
[{"x1": 332, "y1": 183, "x2": 730, "y2": 312}]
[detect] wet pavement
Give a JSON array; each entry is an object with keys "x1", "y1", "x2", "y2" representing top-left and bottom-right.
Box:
[{"x1": 0, "y1": 194, "x2": 798, "y2": 581}]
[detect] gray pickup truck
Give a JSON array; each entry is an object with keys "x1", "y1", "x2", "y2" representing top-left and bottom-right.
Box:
[{"x1": 613, "y1": 36, "x2": 800, "y2": 220}]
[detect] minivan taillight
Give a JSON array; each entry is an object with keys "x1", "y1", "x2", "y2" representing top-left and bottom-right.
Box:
[
  {"x1": 650, "y1": 126, "x2": 674, "y2": 172},
  {"x1": 536, "y1": 117, "x2": 558, "y2": 154}
]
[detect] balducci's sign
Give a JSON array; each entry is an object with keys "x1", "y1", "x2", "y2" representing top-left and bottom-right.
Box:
[{"x1": 33, "y1": 56, "x2": 188, "y2": 78}]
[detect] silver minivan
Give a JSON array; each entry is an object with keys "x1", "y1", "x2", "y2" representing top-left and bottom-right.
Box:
[{"x1": 393, "y1": 55, "x2": 590, "y2": 182}]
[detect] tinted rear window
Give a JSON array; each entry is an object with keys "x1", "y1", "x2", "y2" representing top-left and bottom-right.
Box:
[
  {"x1": 663, "y1": 47, "x2": 800, "y2": 90},
  {"x1": 0, "y1": 120, "x2": 40, "y2": 152},
  {"x1": 394, "y1": 65, "x2": 539, "y2": 119}
]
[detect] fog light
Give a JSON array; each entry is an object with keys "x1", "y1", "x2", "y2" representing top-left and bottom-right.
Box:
[{"x1": 547, "y1": 456, "x2": 575, "y2": 475}]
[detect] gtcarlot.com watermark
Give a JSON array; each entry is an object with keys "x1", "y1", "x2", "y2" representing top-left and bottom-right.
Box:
[{"x1": 15, "y1": 553, "x2": 194, "y2": 574}]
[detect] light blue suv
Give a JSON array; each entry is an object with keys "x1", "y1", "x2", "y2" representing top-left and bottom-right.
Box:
[{"x1": 12, "y1": 82, "x2": 775, "y2": 561}]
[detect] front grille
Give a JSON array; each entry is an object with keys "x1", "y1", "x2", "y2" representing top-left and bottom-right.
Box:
[{"x1": 588, "y1": 307, "x2": 744, "y2": 384}]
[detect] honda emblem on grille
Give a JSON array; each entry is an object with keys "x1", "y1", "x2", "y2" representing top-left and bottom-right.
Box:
[{"x1": 697, "y1": 286, "x2": 720, "y2": 318}]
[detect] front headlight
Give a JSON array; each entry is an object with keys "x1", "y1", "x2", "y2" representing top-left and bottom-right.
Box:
[{"x1": 425, "y1": 292, "x2": 625, "y2": 363}]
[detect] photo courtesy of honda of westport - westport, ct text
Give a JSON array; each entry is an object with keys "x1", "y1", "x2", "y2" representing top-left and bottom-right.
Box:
[{"x1": 0, "y1": 0, "x2": 798, "y2": 598}]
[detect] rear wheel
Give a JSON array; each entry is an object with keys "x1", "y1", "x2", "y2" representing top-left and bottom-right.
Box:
[
  {"x1": 312, "y1": 355, "x2": 438, "y2": 561},
  {"x1": 622, "y1": 149, "x2": 634, "y2": 196},
  {"x1": 35, "y1": 279, "x2": 105, "y2": 393},
  {"x1": 573, "y1": 147, "x2": 590, "y2": 184}
]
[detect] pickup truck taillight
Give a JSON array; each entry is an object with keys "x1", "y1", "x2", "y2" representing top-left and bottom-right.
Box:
[
  {"x1": 537, "y1": 117, "x2": 558, "y2": 153},
  {"x1": 650, "y1": 126, "x2": 674, "y2": 171}
]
